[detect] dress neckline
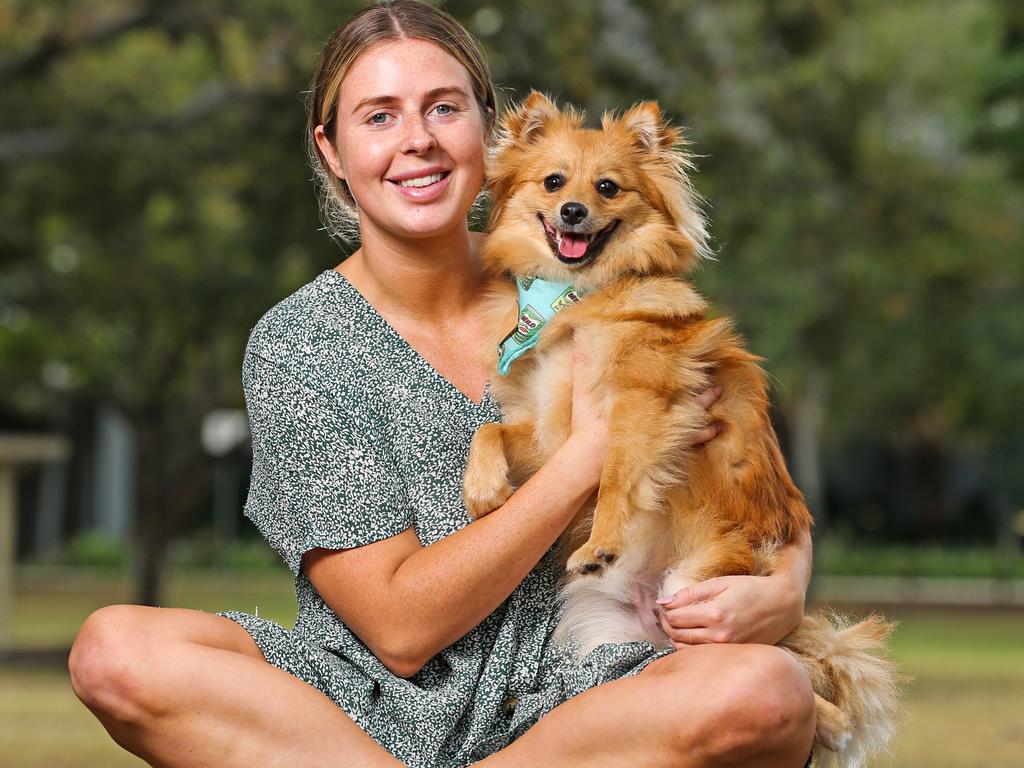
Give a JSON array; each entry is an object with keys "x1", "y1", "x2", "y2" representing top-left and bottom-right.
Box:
[{"x1": 319, "y1": 269, "x2": 495, "y2": 410}]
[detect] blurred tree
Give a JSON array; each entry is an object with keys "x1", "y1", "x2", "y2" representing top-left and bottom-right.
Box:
[
  {"x1": 470, "y1": 0, "x2": 1023, "y2": 542},
  {"x1": 969, "y1": 0, "x2": 1024, "y2": 566},
  {"x1": 1, "y1": 0, "x2": 1021, "y2": 606},
  {"x1": 0, "y1": 0, "x2": 364, "y2": 604}
]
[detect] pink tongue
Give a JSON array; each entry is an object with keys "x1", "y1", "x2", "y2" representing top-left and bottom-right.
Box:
[{"x1": 559, "y1": 234, "x2": 588, "y2": 259}]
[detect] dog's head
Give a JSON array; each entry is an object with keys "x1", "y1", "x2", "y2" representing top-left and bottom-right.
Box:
[{"x1": 483, "y1": 92, "x2": 710, "y2": 289}]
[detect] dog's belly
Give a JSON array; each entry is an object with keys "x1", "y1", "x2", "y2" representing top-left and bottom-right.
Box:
[
  {"x1": 554, "y1": 512, "x2": 677, "y2": 656},
  {"x1": 554, "y1": 556, "x2": 671, "y2": 656}
]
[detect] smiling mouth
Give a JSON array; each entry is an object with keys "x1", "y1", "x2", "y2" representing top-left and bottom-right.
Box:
[
  {"x1": 539, "y1": 215, "x2": 620, "y2": 267},
  {"x1": 389, "y1": 171, "x2": 451, "y2": 188}
]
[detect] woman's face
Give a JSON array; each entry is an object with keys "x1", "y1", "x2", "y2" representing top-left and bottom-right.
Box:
[{"x1": 317, "y1": 39, "x2": 488, "y2": 244}]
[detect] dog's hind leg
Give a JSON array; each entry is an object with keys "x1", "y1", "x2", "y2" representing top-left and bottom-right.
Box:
[{"x1": 658, "y1": 527, "x2": 758, "y2": 601}]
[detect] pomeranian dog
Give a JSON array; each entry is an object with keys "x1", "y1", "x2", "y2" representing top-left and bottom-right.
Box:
[{"x1": 462, "y1": 92, "x2": 901, "y2": 767}]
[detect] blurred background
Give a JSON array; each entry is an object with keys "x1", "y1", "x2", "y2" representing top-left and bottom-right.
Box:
[{"x1": 1, "y1": 0, "x2": 1021, "y2": 766}]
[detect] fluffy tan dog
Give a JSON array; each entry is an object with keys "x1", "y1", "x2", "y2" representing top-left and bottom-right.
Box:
[{"x1": 462, "y1": 92, "x2": 900, "y2": 767}]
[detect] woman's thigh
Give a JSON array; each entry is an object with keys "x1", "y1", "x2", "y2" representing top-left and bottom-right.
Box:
[
  {"x1": 70, "y1": 605, "x2": 404, "y2": 768},
  {"x1": 76, "y1": 603, "x2": 264, "y2": 656},
  {"x1": 483, "y1": 643, "x2": 815, "y2": 768},
  {"x1": 69, "y1": 604, "x2": 263, "y2": 712}
]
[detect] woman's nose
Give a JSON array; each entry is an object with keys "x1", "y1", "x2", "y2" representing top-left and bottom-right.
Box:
[{"x1": 402, "y1": 114, "x2": 437, "y2": 154}]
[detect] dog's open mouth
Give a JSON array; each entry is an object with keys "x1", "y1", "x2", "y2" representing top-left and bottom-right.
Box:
[{"x1": 539, "y1": 215, "x2": 619, "y2": 267}]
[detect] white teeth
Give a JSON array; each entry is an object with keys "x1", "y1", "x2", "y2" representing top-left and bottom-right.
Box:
[
  {"x1": 553, "y1": 230, "x2": 597, "y2": 242},
  {"x1": 399, "y1": 172, "x2": 444, "y2": 188}
]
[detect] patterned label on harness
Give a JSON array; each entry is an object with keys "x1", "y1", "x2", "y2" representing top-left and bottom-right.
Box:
[
  {"x1": 496, "y1": 276, "x2": 588, "y2": 376},
  {"x1": 513, "y1": 305, "x2": 544, "y2": 343},
  {"x1": 550, "y1": 286, "x2": 584, "y2": 313}
]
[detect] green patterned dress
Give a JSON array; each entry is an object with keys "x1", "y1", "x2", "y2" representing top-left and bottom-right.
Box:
[{"x1": 220, "y1": 269, "x2": 671, "y2": 767}]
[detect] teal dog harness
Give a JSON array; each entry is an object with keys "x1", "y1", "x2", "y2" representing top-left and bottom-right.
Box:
[{"x1": 496, "y1": 275, "x2": 587, "y2": 375}]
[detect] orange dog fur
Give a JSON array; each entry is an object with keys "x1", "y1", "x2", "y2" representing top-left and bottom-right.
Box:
[{"x1": 462, "y1": 92, "x2": 900, "y2": 768}]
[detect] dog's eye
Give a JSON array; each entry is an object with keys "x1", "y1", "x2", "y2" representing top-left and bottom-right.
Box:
[
  {"x1": 596, "y1": 179, "x2": 619, "y2": 198},
  {"x1": 543, "y1": 174, "x2": 564, "y2": 192}
]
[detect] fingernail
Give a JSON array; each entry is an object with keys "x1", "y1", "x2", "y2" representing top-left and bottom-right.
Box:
[{"x1": 655, "y1": 597, "x2": 672, "y2": 605}]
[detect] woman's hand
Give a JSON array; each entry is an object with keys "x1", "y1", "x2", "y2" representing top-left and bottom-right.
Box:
[
  {"x1": 655, "y1": 531, "x2": 812, "y2": 647},
  {"x1": 689, "y1": 385, "x2": 723, "y2": 445},
  {"x1": 654, "y1": 571, "x2": 806, "y2": 647}
]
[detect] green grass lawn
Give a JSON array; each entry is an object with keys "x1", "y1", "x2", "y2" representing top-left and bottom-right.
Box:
[
  {"x1": 3, "y1": 566, "x2": 297, "y2": 768},
  {"x1": 3, "y1": 567, "x2": 1023, "y2": 767},
  {"x1": 9, "y1": 565, "x2": 298, "y2": 648},
  {"x1": 875, "y1": 608, "x2": 1024, "y2": 767}
]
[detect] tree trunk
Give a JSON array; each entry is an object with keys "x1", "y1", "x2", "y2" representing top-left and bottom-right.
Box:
[
  {"x1": 910, "y1": 436, "x2": 945, "y2": 541},
  {"x1": 994, "y1": 491, "x2": 1019, "y2": 581},
  {"x1": 788, "y1": 366, "x2": 828, "y2": 598},
  {"x1": 132, "y1": 415, "x2": 166, "y2": 606},
  {"x1": 135, "y1": 525, "x2": 168, "y2": 607},
  {"x1": 129, "y1": 400, "x2": 213, "y2": 607},
  {"x1": 791, "y1": 365, "x2": 828, "y2": 525}
]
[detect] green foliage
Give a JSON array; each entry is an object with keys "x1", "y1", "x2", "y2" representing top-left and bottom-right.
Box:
[
  {"x1": 169, "y1": 533, "x2": 280, "y2": 570},
  {"x1": 0, "y1": 0, "x2": 1021, "y2": 590},
  {"x1": 819, "y1": 539, "x2": 1024, "y2": 579},
  {"x1": 59, "y1": 533, "x2": 128, "y2": 570}
]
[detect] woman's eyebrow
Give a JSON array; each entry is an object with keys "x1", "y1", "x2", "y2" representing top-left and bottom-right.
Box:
[{"x1": 350, "y1": 86, "x2": 471, "y2": 115}]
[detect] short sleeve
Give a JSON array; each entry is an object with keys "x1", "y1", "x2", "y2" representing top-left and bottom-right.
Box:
[{"x1": 242, "y1": 352, "x2": 411, "y2": 575}]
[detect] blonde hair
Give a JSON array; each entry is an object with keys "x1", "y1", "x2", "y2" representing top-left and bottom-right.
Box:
[{"x1": 306, "y1": 0, "x2": 496, "y2": 243}]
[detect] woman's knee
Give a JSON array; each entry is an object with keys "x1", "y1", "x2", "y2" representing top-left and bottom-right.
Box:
[
  {"x1": 707, "y1": 645, "x2": 815, "y2": 761},
  {"x1": 69, "y1": 604, "x2": 169, "y2": 723},
  {"x1": 652, "y1": 644, "x2": 815, "y2": 763}
]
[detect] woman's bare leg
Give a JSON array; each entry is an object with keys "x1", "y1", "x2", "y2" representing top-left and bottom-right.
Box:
[
  {"x1": 68, "y1": 604, "x2": 401, "y2": 768},
  {"x1": 480, "y1": 643, "x2": 815, "y2": 768},
  {"x1": 71, "y1": 606, "x2": 813, "y2": 768}
]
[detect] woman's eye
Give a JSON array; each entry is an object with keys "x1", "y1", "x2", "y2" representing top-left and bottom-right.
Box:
[
  {"x1": 369, "y1": 112, "x2": 389, "y2": 125},
  {"x1": 596, "y1": 179, "x2": 619, "y2": 197},
  {"x1": 435, "y1": 103, "x2": 453, "y2": 116},
  {"x1": 543, "y1": 174, "x2": 564, "y2": 192}
]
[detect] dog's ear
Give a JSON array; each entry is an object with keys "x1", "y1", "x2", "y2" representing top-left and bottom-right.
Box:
[
  {"x1": 606, "y1": 102, "x2": 711, "y2": 265},
  {"x1": 487, "y1": 92, "x2": 568, "y2": 229},
  {"x1": 487, "y1": 92, "x2": 584, "y2": 231},
  {"x1": 501, "y1": 91, "x2": 562, "y2": 144},
  {"x1": 604, "y1": 101, "x2": 678, "y2": 153}
]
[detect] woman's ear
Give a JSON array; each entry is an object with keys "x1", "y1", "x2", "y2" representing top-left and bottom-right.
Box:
[{"x1": 313, "y1": 124, "x2": 346, "y2": 180}]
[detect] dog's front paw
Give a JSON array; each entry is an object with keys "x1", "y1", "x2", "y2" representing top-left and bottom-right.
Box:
[
  {"x1": 566, "y1": 541, "x2": 620, "y2": 576},
  {"x1": 464, "y1": 479, "x2": 514, "y2": 520},
  {"x1": 462, "y1": 463, "x2": 513, "y2": 520},
  {"x1": 462, "y1": 424, "x2": 514, "y2": 519}
]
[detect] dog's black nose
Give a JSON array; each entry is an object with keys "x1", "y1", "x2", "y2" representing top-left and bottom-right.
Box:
[{"x1": 560, "y1": 202, "x2": 588, "y2": 226}]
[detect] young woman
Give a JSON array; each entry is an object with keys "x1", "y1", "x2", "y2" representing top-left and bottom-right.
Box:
[{"x1": 69, "y1": 3, "x2": 816, "y2": 766}]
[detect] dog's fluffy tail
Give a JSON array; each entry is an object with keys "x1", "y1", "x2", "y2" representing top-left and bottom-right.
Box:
[{"x1": 779, "y1": 612, "x2": 903, "y2": 768}]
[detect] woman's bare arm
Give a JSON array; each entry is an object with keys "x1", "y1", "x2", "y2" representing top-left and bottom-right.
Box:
[
  {"x1": 304, "y1": 432, "x2": 602, "y2": 677},
  {"x1": 773, "y1": 526, "x2": 813, "y2": 600},
  {"x1": 304, "y1": 338, "x2": 611, "y2": 677},
  {"x1": 305, "y1": 347, "x2": 725, "y2": 677}
]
